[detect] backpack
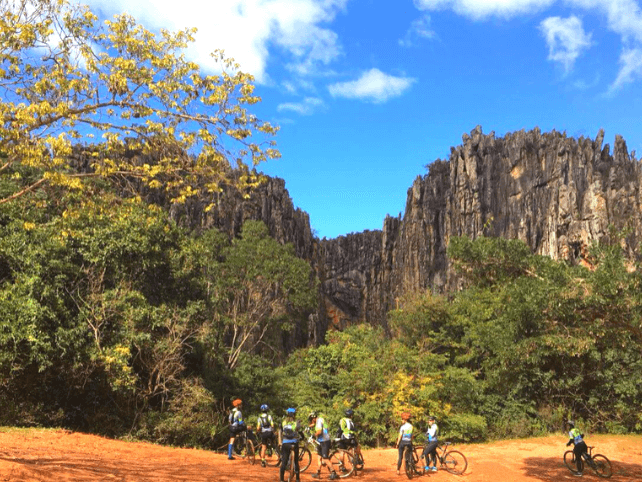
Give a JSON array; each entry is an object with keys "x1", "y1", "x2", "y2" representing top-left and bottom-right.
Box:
[{"x1": 260, "y1": 414, "x2": 272, "y2": 429}]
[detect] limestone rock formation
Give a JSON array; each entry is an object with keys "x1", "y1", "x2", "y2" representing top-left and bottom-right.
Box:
[{"x1": 173, "y1": 127, "x2": 642, "y2": 344}]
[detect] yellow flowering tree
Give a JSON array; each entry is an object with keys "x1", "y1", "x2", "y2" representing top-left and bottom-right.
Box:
[{"x1": 0, "y1": 0, "x2": 279, "y2": 205}]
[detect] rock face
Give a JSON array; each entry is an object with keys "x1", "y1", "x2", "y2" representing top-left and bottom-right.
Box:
[{"x1": 177, "y1": 127, "x2": 642, "y2": 342}]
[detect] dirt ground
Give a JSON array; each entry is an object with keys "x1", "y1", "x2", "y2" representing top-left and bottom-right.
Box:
[{"x1": 0, "y1": 429, "x2": 640, "y2": 481}]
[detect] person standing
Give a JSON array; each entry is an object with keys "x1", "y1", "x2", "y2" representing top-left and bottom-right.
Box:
[
  {"x1": 257, "y1": 404, "x2": 275, "y2": 467},
  {"x1": 309, "y1": 411, "x2": 338, "y2": 480},
  {"x1": 421, "y1": 416, "x2": 439, "y2": 472},
  {"x1": 227, "y1": 399, "x2": 244, "y2": 460},
  {"x1": 566, "y1": 420, "x2": 588, "y2": 476},
  {"x1": 395, "y1": 412, "x2": 413, "y2": 476},
  {"x1": 280, "y1": 408, "x2": 301, "y2": 482}
]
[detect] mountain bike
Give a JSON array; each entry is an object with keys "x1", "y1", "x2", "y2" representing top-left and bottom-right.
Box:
[
  {"x1": 564, "y1": 446, "x2": 612, "y2": 478},
  {"x1": 232, "y1": 428, "x2": 256, "y2": 464},
  {"x1": 261, "y1": 435, "x2": 281, "y2": 467},
  {"x1": 283, "y1": 446, "x2": 296, "y2": 482},
  {"x1": 414, "y1": 441, "x2": 468, "y2": 475},
  {"x1": 272, "y1": 437, "x2": 312, "y2": 472}
]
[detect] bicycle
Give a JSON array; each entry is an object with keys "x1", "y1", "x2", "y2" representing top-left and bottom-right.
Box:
[
  {"x1": 271, "y1": 437, "x2": 312, "y2": 472},
  {"x1": 413, "y1": 441, "x2": 468, "y2": 475},
  {"x1": 232, "y1": 428, "x2": 256, "y2": 465},
  {"x1": 563, "y1": 445, "x2": 612, "y2": 478},
  {"x1": 260, "y1": 435, "x2": 281, "y2": 467}
]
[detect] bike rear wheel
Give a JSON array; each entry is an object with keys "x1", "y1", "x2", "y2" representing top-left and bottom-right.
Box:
[
  {"x1": 443, "y1": 450, "x2": 467, "y2": 475},
  {"x1": 564, "y1": 450, "x2": 577, "y2": 472},
  {"x1": 404, "y1": 445, "x2": 415, "y2": 479},
  {"x1": 591, "y1": 454, "x2": 613, "y2": 478},
  {"x1": 298, "y1": 446, "x2": 313, "y2": 472}
]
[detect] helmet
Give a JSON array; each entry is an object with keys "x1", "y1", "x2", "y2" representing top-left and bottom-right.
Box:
[
  {"x1": 345, "y1": 409, "x2": 354, "y2": 417},
  {"x1": 232, "y1": 399, "x2": 242, "y2": 407},
  {"x1": 567, "y1": 420, "x2": 575, "y2": 428},
  {"x1": 308, "y1": 411, "x2": 317, "y2": 420},
  {"x1": 428, "y1": 415, "x2": 436, "y2": 422},
  {"x1": 401, "y1": 412, "x2": 411, "y2": 421},
  {"x1": 260, "y1": 404, "x2": 269, "y2": 412},
  {"x1": 286, "y1": 408, "x2": 296, "y2": 415}
]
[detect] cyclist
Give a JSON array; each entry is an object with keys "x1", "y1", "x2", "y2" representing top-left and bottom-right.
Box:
[
  {"x1": 566, "y1": 420, "x2": 588, "y2": 476},
  {"x1": 257, "y1": 403, "x2": 275, "y2": 467},
  {"x1": 395, "y1": 411, "x2": 414, "y2": 476},
  {"x1": 227, "y1": 398, "x2": 245, "y2": 460},
  {"x1": 421, "y1": 415, "x2": 439, "y2": 472},
  {"x1": 337, "y1": 408, "x2": 361, "y2": 471},
  {"x1": 280, "y1": 408, "x2": 302, "y2": 482},
  {"x1": 309, "y1": 411, "x2": 338, "y2": 480}
]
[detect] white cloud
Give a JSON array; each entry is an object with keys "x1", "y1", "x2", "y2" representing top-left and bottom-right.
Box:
[
  {"x1": 80, "y1": 0, "x2": 348, "y2": 83},
  {"x1": 399, "y1": 14, "x2": 437, "y2": 47},
  {"x1": 608, "y1": 47, "x2": 642, "y2": 93},
  {"x1": 328, "y1": 69, "x2": 415, "y2": 103},
  {"x1": 277, "y1": 97, "x2": 325, "y2": 115},
  {"x1": 539, "y1": 16, "x2": 592, "y2": 73},
  {"x1": 413, "y1": 0, "x2": 555, "y2": 20}
]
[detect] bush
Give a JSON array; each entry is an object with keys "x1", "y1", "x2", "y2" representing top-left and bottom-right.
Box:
[{"x1": 441, "y1": 413, "x2": 487, "y2": 442}]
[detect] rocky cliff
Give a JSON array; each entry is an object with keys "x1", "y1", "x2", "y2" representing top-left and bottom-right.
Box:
[{"x1": 175, "y1": 127, "x2": 642, "y2": 342}]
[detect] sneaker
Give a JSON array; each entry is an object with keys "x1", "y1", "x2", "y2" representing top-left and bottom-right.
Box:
[
  {"x1": 311, "y1": 473, "x2": 321, "y2": 479},
  {"x1": 431, "y1": 467, "x2": 438, "y2": 472},
  {"x1": 227, "y1": 456, "x2": 235, "y2": 460},
  {"x1": 574, "y1": 472, "x2": 583, "y2": 477},
  {"x1": 329, "y1": 472, "x2": 339, "y2": 480},
  {"x1": 424, "y1": 466, "x2": 430, "y2": 471}
]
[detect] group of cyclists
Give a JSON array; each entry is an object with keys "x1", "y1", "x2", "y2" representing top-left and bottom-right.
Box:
[
  {"x1": 227, "y1": 398, "x2": 597, "y2": 478},
  {"x1": 226, "y1": 399, "x2": 361, "y2": 481}
]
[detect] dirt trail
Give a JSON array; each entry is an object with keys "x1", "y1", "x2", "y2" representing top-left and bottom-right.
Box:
[{"x1": 0, "y1": 430, "x2": 640, "y2": 481}]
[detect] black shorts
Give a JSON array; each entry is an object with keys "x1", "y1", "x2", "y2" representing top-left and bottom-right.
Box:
[
  {"x1": 337, "y1": 437, "x2": 357, "y2": 450},
  {"x1": 259, "y1": 431, "x2": 276, "y2": 443},
  {"x1": 229, "y1": 425, "x2": 245, "y2": 437},
  {"x1": 316, "y1": 440, "x2": 331, "y2": 459}
]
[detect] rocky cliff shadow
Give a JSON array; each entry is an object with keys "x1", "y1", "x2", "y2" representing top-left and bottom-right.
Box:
[{"x1": 523, "y1": 455, "x2": 642, "y2": 481}]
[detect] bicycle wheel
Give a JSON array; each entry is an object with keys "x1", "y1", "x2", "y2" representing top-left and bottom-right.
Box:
[
  {"x1": 265, "y1": 443, "x2": 281, "y2": 467},
  {"x1": 246, "y1": 439, "x2": 255, "y2": 465},
  {"x1": 591, "y1": 454, "x2": 613, "y2": 478},
  {"x1": 298, "y1": 446, "x2": 313, "y2": 472},
  {"x1": 563, "y1": 450, "x2": 576, "y2": 472},
  {"x1": 354, "y1": 449, "x2": 364, "y2": 471},
  {"x1": 404, "y1": 445, "x2": 415, "y2": 479},
  {"x1": 233, "y1": 436, "x2": 245, "y2": 457},
  {"x1": 287, "y1": 450, "x2": 295, "y2": 482},
  {"x1": 443, "y1": 450, "x2": 468, "y2": 475},
  {"x1": 329, "y1": 450, "x2": 354, "y2": 478}
]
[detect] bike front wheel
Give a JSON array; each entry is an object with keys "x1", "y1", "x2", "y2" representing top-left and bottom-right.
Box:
[
  {"x1": 298, "y1": 446, "x2": 313, "y2": 472},
  {"x1": 265, "y1": 443, "x2": 281, "y2": 467},
  {"x1": 246, "y1": 440, "x2": 256, "y2": 464},
  {"x1": 329, "y1": 450, "x2": 355, "y2": 478},
  {"x1": 563, "y1": 450, "x2": 576, "y2": 472},
  {"x1": 287, "y1": 451, "x2": 295, "y2": 482},
  {"x1": 443, "y1": 450, "x2": 467, "y2": 475},
  {"x1": 591, "y1": 454, "x2": 613, "y2": 478}
]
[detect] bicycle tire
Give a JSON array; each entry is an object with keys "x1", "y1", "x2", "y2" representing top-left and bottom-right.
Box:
[
  {"x1": 404, "y1": 445, "x2": 415, "y2": 479},
  {"x1": 265, "y1": 443, "x2": 281, "y2": 467},
  {"x1": 354, "y1": 449, "x2": 364, "y2": 471},
  {"x1": 298, "y1": 446, "x2": 313, "y2": 472},
  {"x1": 591, "y1": 454, "x2": 613, "y2": 478},
  {"x1": 564, "y1": 450, "x2": 576, "y2": 472},
  {"x1": 245, "y1": 439, "x2": 255, "y2": 464},
  {"x1": 287, "y1": 450, "x2": 295, "y2": 482},
  {"x1": 329, "y1": 450, "x2": 354, "y2": 478},
  {"x1": 443, "y1": 450, "x2": 467, "y2": 475},
  {"x1": 413, "y1": 446, "x2": 422, "y2": 466}
]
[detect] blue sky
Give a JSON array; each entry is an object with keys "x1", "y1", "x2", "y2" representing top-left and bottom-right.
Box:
[{"x1": 82, "y1": 0, "x2": 642, "y2": 239}]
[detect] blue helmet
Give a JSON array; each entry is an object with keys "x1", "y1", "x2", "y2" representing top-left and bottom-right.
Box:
[
  {"x1": 260, "y1": 404, "x2": 269, "y2": 412},
  {"x1": 286, "y1": 407, "x2": 296, "y2": 415},
  {"x1": 345, "y1": 409, "x2": 354, "y2": 417}
]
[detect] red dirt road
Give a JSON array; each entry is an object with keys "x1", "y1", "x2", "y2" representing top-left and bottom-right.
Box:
[{"x1": 0, "y1": 429, "x2": 640, "y2": 481}]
